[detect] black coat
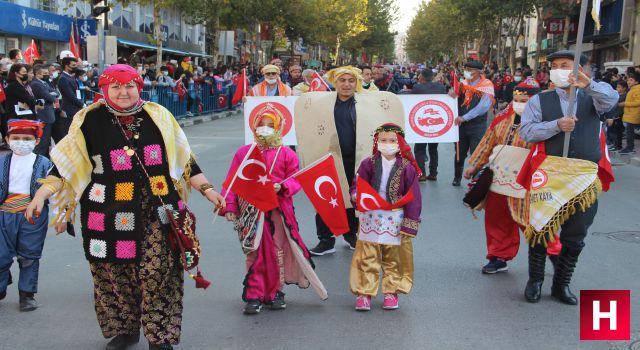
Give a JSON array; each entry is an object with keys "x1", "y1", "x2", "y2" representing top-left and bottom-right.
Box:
[
  {"x1": 410, "y1": 81, "x2": 447, "y2": 94},
  {"x1": 58, "y1": 72, "x2": 83, "y2": 119},
  {"x1": 29, "y1": 79, "x2": 59, "y2": 124}
]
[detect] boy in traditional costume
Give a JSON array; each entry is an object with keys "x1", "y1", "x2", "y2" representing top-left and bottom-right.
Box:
[
  {"x1": 222, "y1": 109, "x2": 327, "y2": 315},
  {"x1": 464, "y1": 78, "x2": 561, "y2": 275},
  {"x1": 349, "y1": 123, "x2": 422, "y2": 311},
  {"x1": 25, "y1": 64, "x2": 225, "y2": 350},
  {"x1": 518, "y1": 51, "x2": 617, "y2": 305},
  {"x1": 0, "y1": 120, "x2": 61, "y2": 311}
]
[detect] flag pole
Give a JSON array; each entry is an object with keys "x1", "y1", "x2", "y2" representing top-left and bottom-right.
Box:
[
  {"x1": 562, "y1": 0, "x2": 589, "y2": 158},
  {"x1": 278, "y1": 153, "x2": 332, "y2": 185},
  {"x1": 212, "y1": 143, "x2": 257, "y2": 224}
]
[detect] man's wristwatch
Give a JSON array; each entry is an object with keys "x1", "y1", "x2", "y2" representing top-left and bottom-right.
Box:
[{"x1": 199, "y1": 183, "x2": 215, "y2": 196}]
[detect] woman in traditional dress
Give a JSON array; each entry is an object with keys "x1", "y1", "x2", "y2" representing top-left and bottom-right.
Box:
[{"x1": 26, "y1": 64, "x2": 224, "y2": 350}]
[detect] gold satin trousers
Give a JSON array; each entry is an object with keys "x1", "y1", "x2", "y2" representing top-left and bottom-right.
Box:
[{"x1": 349, "y1": 238, "x2": 414, "y2": 296}]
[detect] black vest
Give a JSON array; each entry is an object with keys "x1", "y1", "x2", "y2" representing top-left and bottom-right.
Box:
[
  {"x1": 539, "y1": 90, "x2": 601, "y2": 163},
  {"x1": 458, "y1": 92, "x2": 487, "y2": 125}
]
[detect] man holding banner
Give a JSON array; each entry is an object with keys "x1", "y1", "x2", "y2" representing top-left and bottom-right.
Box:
[
  {"x1": 518, "y1": 50, "x2": 618, "y2": 305},
  {"x1": 449, "y1": 60, "x2": 494, "y2": 187}
]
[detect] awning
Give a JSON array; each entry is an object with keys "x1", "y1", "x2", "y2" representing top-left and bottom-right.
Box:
[{"x1": 117, "y1": 39, "x2": 211, "y2": 58}]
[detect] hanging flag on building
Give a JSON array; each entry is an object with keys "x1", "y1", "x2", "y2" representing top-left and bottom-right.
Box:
[
  {"x1": 24, "y1": 39, "x2": 40, "y2": 64},
  {"x1": 591, "y1": 0, "x2": 602, "y2": 31}
]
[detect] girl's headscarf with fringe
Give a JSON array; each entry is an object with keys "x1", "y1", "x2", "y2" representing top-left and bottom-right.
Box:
[
  {"x1": 373, "y1": 123, "x2": 423, "y2": 177},
  {"x1": 252, "y1": 108, "x2": 284, "y2": 148}
]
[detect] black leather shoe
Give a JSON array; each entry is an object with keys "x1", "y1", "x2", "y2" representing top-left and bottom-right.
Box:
[
  {"x1": 0, "y1": 290, "x2": 6, "y2": 301},
  {"x1": 524, "y1": 245, "x2": 546, "y2": 303},
  {"x1": 149, "y1": 344, "x2": 173, "y2": 350},
  {"x1": 551, "y1": 284, "x2": 578, "y2": 305},
  {"x1": 19, "y1": 291, "x2": 38, "y2": 312},
  {"x1": 267, "y1": 291, "x2": 287, "y2": 310},
  {"x1": 452, "y1": 178, "x2": 461, "y2": 186},
  {"x1": 106, "y1": 333, "x2": 140, "y2": 350}
]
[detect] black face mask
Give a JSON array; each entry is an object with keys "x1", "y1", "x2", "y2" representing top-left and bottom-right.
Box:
[
  {"x1": 43, "y1": 75, "x2": 50, "y2": 81},
  {"x1": 0, "y1": 71, "x2": 7, "y2": 77},
  {"x1": 19, "y1": 74, "x2": 29, "y2": 82}
]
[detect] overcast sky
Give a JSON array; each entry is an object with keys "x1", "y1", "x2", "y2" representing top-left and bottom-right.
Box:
[{"x1": 392, "y1": 0, "x2": 427, "y2": 34}]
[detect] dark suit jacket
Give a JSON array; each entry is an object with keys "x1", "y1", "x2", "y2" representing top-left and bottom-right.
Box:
[
  {"x1": 410, "y1": 81, "x2": 447, "y2": 94},
  {"x1": 58, "y1": 72, "x2": 83, "y2": 118},
  {"x1": 29, "y1": 79, "x2": 59, "y2": 124}
]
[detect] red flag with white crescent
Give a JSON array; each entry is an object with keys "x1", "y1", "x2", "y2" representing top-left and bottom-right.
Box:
[
  {"x1": 69, "y1": 22, "x2": 79, "y2": 58},
  {"x1": 222, "y1": 144, "x2": 279, "y2": 212},
  {"x1": 598, "y1": 125, "x2": 614, "y2": 192},
  {"x1": 24, "y1": 39, "x2": 40, "y2": 64},
  {"x1": 294, "y1": 154, "x2": 349, "y2": 235},
  {"x1": 308, "y1": 72, "x2": 329, "y2": 92},
  {"x1": 231, "y1": 68, "x2": 249, "y2": 105},
  {"x1": 355, "y1": 176, "x2": 414, "y2": 212},
  {"x1": 450, "y1": 69, "x2": 459, "y2": 94}
]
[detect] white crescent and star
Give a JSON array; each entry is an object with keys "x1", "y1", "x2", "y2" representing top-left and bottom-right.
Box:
[
  {"x1": 314, "y1": 176, "x2": 339, "y2": 208},
  {"x1": 359, "y1": 193, "x2": 381, "y2": 211},
  {"x1": 238, "y1": 159, "x2": 269, "y2": 184}
]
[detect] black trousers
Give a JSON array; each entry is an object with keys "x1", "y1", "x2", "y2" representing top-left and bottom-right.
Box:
[
  {"x1": 607, "y1": 119, "x2": 624, "y2": 148},
  {"x1": 454, "y1": 121, "x2": 486, "y2": 179},
  {"x1": 414, "y1": 143, "x2": 438, "y2": 176},
  {"x1": 316, "y1": 156, "x2": 358, "y2": 243},
  {"x1": 51, "y1": 114, "x2": 72, "y2": 144},
  {"x1": 33, "y1": 122, "x2": 53, "y2": 157},
  {"x1": 625, "y1": 122, "x2": 637, "y2": 150}
]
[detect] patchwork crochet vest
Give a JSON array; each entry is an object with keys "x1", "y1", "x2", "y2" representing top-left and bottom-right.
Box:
[{"x1": 79, "y1": 106, "x2": 181, "y2": 263}]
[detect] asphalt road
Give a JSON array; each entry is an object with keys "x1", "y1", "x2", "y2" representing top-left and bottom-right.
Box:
[{"x1": 1, "y1": 114, "x2": 638, "y2": 350}]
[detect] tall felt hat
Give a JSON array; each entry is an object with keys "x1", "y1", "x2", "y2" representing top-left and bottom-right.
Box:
[{"x1": 464, "y1": 60, "x2": 483, "y2": 70}]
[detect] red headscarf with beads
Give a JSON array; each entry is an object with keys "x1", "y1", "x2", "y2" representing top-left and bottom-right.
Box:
[{"x1": 98, "y1": 64, "x2": 145, "y2": 114}]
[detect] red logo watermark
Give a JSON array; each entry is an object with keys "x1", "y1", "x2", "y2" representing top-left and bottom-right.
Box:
[
  {"x1": 531, "y1": 170, "x2": 548, "y2": 190},
  {"x1": 580, "y1": 290, "x2": 631, "y2": 341}
]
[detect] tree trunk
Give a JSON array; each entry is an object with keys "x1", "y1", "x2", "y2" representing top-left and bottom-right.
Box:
[
  {"x1": 532, "y1": 6, "x2": 545, "y2": 73},
  {"x1": 562, "y1": 15, "x2": 571, "y2": 49},
  {"x1": 334, "y1": 35, "x2": 341, "y2": 65},
  {"x1": 153, "y1": 0, "x2": 163, "y2": 76}
]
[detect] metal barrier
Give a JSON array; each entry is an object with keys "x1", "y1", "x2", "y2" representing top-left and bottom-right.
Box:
[{"x1": 81, "y1": 84, "x2": 238, "y2": 119}]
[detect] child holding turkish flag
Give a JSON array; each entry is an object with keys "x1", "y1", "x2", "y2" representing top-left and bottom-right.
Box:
[
  {"x1": 349, "y1": 123, "x2": 422, "y2": 311},
  {"x1": 221, "y1": 110, "x2": 327, "y2": 315}
]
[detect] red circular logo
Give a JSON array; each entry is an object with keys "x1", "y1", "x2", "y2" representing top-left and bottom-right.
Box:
[
  {"x1": 408, "y1": 99, "x2": 454, "y2": 138},
  {"x1": 248, "y1": 102, "x2": 293, "y2": 137},
  {"x1": 531, "y1": 170, "x2": 548, "y2": 190}
]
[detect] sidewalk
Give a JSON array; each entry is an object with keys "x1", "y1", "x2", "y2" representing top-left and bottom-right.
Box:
[
  {"x1": 610, "y1": 137, "x2": 640, "y2": 167},
  {"x1": 177, "y1": 108, "x2": 242, "y2": 128}
]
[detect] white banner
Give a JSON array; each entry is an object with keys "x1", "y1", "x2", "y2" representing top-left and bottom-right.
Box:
[
  {"x1": 398, "y1": 95, "x2": 459, "y2": 143},
  {"x1": 244, "y1": 96, "x2": 299, "y2": 145}
]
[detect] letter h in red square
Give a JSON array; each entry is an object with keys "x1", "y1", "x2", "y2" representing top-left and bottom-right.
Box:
[{"x1": 580, "y1": 290, "x2": 630, "y2": 341}]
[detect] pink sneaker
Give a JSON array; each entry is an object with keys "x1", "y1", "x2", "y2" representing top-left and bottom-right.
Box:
[
  {"x1": 355, "y1": 295, "x2": 371, "y2": 311},
  {"x1": 383, "y1": 294, "x2": 399, "y2": 310}
]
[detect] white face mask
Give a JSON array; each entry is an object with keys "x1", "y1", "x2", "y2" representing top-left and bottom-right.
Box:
[
  {"x1": 378, "y1": 143, "x2": 399, "y2": 156},
  {"x1": 9, "y1": 140, "x2": 36, "y2": 156},
  {"x1": 550, "y1": 69, "x2": 572, "y2": 88},
  {"x1": 51, "y1": 71, "x2": 59, "y2": 79},
  {"x1": 255, "y1": 126, "x2": 275, "y2": 137},
  {"x1": 514, "y1": 76, "x2": 522, "y2": 82},
  {"x1": 81, "y1": 76, "x2": 88, "y2": 82},
  {"x1": 463, "y1": 71, "x2": 473, "y2": 80},
  {"x1": 512, "y1": 101, "x2": 527, "y2": 116},
  {"x1": 265, "y1": 78, "x2": 277, "y2": 85},
  {"x1": 163, "y1": 71, "x2": 169, "y2": 76}
]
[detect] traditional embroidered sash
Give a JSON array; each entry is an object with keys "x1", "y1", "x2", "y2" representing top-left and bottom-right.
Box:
[{"x1": 0, "y1": 193, "x2": 31, "y2": 213}]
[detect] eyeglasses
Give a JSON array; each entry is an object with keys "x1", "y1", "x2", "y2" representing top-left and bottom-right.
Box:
[{"x1": 264, "y1": 72, "x2": 278, "y2": 76}]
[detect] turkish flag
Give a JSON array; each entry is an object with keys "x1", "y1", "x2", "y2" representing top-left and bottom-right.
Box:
[
  {"x1": 24, "y1": 39, "x2": 40, "y2": 64},
  {"x1": 69, "y1": 23, "x2": 79, "y2": 59},
  {"x1": 598, "y1": 126, "x2": 614, "y2": 192},
  {"x1": 232, "y1": 68, "x2": 249, "y2": 105},
  {"x1": 222, "y1": 144, "x2": 279, "y2": 212},
  {"x1": 0, "y1": 83, "x2": 6, "y2": 104},
  {"x1": 308, "y1": 72, "x2": 329, "y2": 92},
  {"x1": 450, "y1": 69, "x2": 459, "y2": 95},
  {"x1": 92, "y1": 92, "x2": 103, "y2": 103},
  {"x1": 218, "y1": 94, "x2": 228, "y2": 108},
  {"x1": 294, "y1": 154, "x2": 349, "y2": 235},
  {"x1": 355, "y1": 176, "x2": 414, "y2": 212}
]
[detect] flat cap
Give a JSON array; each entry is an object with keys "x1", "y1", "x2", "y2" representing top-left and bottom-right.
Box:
[
  {"x1": 464, "y1": 60, "x2": 483, "y2": 70},
  {"x1": 547, "y1": 50, "x2": 589, "y2": 66}
]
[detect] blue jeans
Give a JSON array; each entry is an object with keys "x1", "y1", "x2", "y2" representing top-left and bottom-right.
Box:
[{"x1": 0, "y1": 208, "x2": 48, "y2": 294}]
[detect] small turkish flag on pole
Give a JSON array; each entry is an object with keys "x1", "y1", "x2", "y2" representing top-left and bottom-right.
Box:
[
  {"x1": 308, "y1": 72, "x2": 330, "y2": 92},
  {"x1": 598, "y1": 125, "x2": 614, "y2": 192},
  {"x1": 232, "y1": 68, "x2": 249, "y2": 105},
  {"x1": 69, "y1": 22, "x2": 79, "y2": 58},
  {"x1": 24, "y1": 39, "x2": 40, "y2": 64},
  {"x1": 222, "y1": 143, "x2": 279, "y2": 212},
  {"x1": 355, "y1": 176, "x2": 414, "y2": 212},
  {"x1": 293, "y1": 154, "x2": 349, "y2": 235}
]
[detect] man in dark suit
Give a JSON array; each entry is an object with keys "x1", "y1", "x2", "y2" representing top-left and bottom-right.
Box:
[
  {"x1": 411, "y1": 69, "x2": 447, "y2": 181},
  {"x1": 29, "y1": 64, "x2": 59, "y2": 156},
  {"x1": 54, "y1": 57, "x2": 82, "y2": 143}
]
